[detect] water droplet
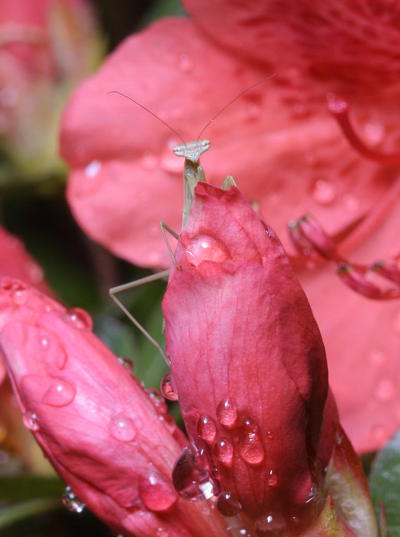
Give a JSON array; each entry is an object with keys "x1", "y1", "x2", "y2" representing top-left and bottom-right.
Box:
[
  {"x1": 118, "y1": 356, "x2": 134, "y2": 369},
  {"x1": 139, "y1": 472, "x2": 177, "y2": 512},
  {"x1": 109, "y1": 414, "x2": 136, "y2": 442},
  {"x1": 217, "y1": 491, "x2": 242, "y2": 517},
  {"x1": 178, "y1": 54, "x2": 193, "y2": 73},
  {"x1": 254, "y1": 513, "x2": 286, "y2": 535},
  {"x1": 213, "y1": 438, "x2": 234, "y2": 467},
  {"x1": 267, "y1": 469, "x2": 278, "y2": 487},
  {"x1": 62, "y1": 486, "x2": 85, "y2": 513},
  {"x1": 369, "y1": 349, "x2": 385, "y2": 366},
  {"x1": 65, "y1": 308, "x2": 93, "y2": 330},
  {"x1": 363, "y1": 121, "x2": 384, "y2": 145},
  {"x1": 217, "y1": 399, "x2": 238, "y2": 429},
  {"x1": 141, "y1": 152, "x2": 158, "y2": 170},
  {"x1": 12, "y1": 288, "x2": 27, "y2": 305},
  {"x1": 157, "y1": 529, "x2": 169, "y2": 537},
  {"x1": 160, "y1": 371, "x2": 178, "y2": 401},
  {"x1": 27, "y1": 262, "x2": 44, "y2": 284},
  {"x1": 197, "y1": 416, "x2": 217, "y2": 444},
  {"x1": 23, "y1": 411, "x2": 39, "y2": 432},
  {"x1": 239, "y1": 421, "x2": 264, "y2": 466},
  {"x1": 160, "y1": 148, "x2": 183, "y2": 174},
  {"x1": 147, "y1": 388, "x2": 168, "y2": 415},
  {"x1": 246, "y1": 102, "x2": 261, "y2": 120},
  {"x1": 185, "y1": 235, "x2": 229, "y2": 266},
  {"x1": 311, "y1": 179, "x2": 336, "y2": 205},
  {"x1": 375, "y1": 378, "x2": 395, "y2": 402},
  {"x1": 371, "y1": 425, "x2": 386, "y2": 443},
  {"x1": 40, "y1": 332, "x2": 68, "y2": 370},
  {"x1": 343, "y1": 194, "x2": 360, "y2": 213},
  {"x1": 85, "y1": 160, "x2": 101, "y2": 178},
  {"x1": 392, "y1": 311, "x2": 400, "y2": 334},
  {"x1": 172, "y1": 447, "x2": 212, "y2": 501},
  {"x1": 42, "y1": 378, "x2": 76, "y2": 407}
]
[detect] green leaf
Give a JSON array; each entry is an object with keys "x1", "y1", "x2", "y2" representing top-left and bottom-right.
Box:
[
  {"x1": 0, "y1": 476, "x2": 63, "y2": 502},
  {"x1": 0, "y1": 498, "x2": 59, "y2": 530},
  {"x1": 369, "y1": 429, "x2": 400, "y2": 536}
]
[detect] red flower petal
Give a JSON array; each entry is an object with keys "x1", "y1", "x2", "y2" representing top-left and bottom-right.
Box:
[
  {"x1": 184, "y1": 0, "x2": 400, "y2": 100},
  {"x1": 60, "y1": 6, "x2": 400, "y2": 455},
  {"x1": 162, "y1": 183, "x2": 337, "y2": 528},
  {"x1": 0, "y1": 279, "x2": 230, "y2": 537}
]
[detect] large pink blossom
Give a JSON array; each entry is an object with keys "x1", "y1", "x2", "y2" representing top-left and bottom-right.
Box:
[
  {"x1": 60, "y1": 1, "x2": 400, "y2": 453},
  {"x1": 0, "y1": 0, "x2": 102, "y2": 179}
]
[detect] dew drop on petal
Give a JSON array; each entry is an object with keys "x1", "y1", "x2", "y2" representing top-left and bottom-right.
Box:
[
  {"x1": 40, "y1": 332, "x2": 68, "y2": 370},
  {"x1": 213, "y1": 438, "x2": 234, "y2": 467},
  {"x1": 141, "y1": 152, "x2": 158, "y2": 170},
  {"x1": 27, "y1": 262, "x2": 44, "y2": 284},
  {"x1": 172, "y1": 447, "x2": 212, "y2": 501},
  {"x1": 12, "y1": 288, "x2": 27, "y2": 305},
  {"x1": 369, "y1": 348, "x2": 385, "y2": 366},
  {"x1": 311, "y1": 179, "x2": 336, "y2": 205},
  {"x1": 178, "y1": 54, "x2": 193, "y2": 73},
  {"x1": 239, "y1": 422, "x2": 264, "y2": 466},
  {"x1": 160, "y1": 371, "x2": 178, "y2": 401},
  {"x1": 392, "y1": 311, "x2": 400, "y2": 334},
  {"x1": 118, "y1": 356, "x2": 134, "y2": 370},
  {"x1": 374, "y1": 378, "x2": 395, "y2": 402},
  {"x1": 267, "y1": 469, "x2": 278, "y2": 487},
  {"x1": 254, "y1": 513, "x2": 286, "y2": 535},
  {"x1": 185, "y1": 235, "x2": 229, "y2": 266},
  {"x1": 217, "y1": 491, "x2": 242, "y2": 517},
  {"x1": 42, "y1": 378, "x2": 76, "y2": 407},
  {"x1": 363, "y1": 121, "x2": 385, "y2": 145},
  {"x1": 65, "y1": 308, "x2": 93, "y2": 330},
  {"x1": 23, "y1": 411, "x2": 40, "y2": 432},
  {"x1": 85, "y1": 160, "x2": 101, "y2": 178},
  {"x1": 197, "y1": 416, "x2": 217, "y2": 444},
  {"x1": 371, "y1": 425, "x2": 386, "y2": 443},
  {"x1": 157, "y1": 529, "x2": 169, "y2": 537},
  {"x1": 160, "y1": 151, "x2": 183, "y2": 174},
  {"x1": 343, "y1": 194, "x2": 360, "y2": 213},
  {"x1": 109, "y1": 414, "x2": 136, "y2": 442},
  {"x1": 62, "y1": 486, "x2": 85, "y2": 513},
  {"x1": 217, "y1": 399, "x2": 238, "y2": 429},
  {"x1": 139, "y1": 472, "x2": 177, "y2": 512},
  {"x1": 147, "y1": 388, "x2": 168, "y2": 415}
]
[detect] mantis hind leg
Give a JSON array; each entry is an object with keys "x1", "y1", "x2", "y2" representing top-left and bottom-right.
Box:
[
  {"x1": 108, "y1": 221, "x2": 180, "y2": 365},
  {"x1": 109, "y1": 269, "x2": 170, "y2": 365}
]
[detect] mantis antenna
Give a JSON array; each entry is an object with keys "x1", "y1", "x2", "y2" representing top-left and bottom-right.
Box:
[{"x1": 108, "y1": 75, "x2": 275, "y2": 363}]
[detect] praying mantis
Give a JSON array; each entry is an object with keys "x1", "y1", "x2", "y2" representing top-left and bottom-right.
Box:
[{"x1": 108, "y1": 79, "x2": 271, "y2": 362}]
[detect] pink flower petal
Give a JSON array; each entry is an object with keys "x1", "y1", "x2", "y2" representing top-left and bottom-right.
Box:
[
  {"x1": 162, "y1": 183, "x2": 337, "y2": 527},
  {"x1": 0, "y1": 279, "x2": 230, "y2": 537}
]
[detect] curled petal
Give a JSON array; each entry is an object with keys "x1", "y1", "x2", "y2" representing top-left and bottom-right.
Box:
[
  {"x1": 162, "y1": 183, "x2": 336, "y2": 528},
  {"x1": 0, "y1": 279, "x2": 230, "y2": 537}
]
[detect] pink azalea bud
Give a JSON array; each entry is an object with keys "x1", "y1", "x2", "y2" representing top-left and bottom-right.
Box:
[
  {"x1": 0, "y1": 0, "x2": 102, "y2": 180},
  {"x1": 0, "y1": 278, "x2": 230, "y2": 537},
  {"x1": 162, "y1": 183, "x2": 338, "y2": 531}
]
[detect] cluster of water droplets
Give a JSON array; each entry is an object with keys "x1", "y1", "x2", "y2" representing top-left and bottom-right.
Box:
[{"x1": 62, "y1": 486, "x2": 85, "y2": 513}]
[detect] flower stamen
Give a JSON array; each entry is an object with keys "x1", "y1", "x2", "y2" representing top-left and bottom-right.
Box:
[
  {"x1": 327, "y1": 93, "x2": 400, "y2": 165},
  {"x1": 288, "y1": 214, "x2": 400, "y2": 300}
]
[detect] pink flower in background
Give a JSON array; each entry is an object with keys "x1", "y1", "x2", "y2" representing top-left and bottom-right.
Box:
[
  {"x1": 60, "y1": 1, "x2": 400, "y2": 453},
  {"x1": 0, "y1": 0, "x2": 102, "y2": 180},
  {"x1": 0, "y1": 278, "x2": 230, "y2": 537},
  {"x1": 0, "y1": 225, "x2": 51, "y2": 383}
]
